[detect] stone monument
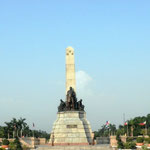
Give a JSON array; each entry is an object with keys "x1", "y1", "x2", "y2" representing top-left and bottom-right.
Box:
[{"x1": 49, "y1": 47, "x2": 93, "y2": 146}]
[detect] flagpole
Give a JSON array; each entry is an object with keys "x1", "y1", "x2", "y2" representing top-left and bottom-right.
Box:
[
  {"x1": 32, "y1": 123, "x2": 35, "y2": 138},
  {"x1": 145, "y1": 124, "x2": 147, "y2": 135},
  {"x1": 13, "y1": 130, "x2": 15, "y2": 138},
  {"x1": 125, "y1": 122, "x2": 129, "y2": 136},
  {"x1": 123, "y1": 113, "x2": 125, "y2": 125},
  {"x1": 127, "y1": 123, "x2": 129, "y2": 136}
]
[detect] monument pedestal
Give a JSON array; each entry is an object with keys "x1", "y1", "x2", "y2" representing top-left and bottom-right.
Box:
[{"x1": 49, "y1": 111, "x2": 93, "y2": 146}]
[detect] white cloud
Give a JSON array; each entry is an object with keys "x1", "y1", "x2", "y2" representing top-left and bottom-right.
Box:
[{"x1": 76, "y1": 70, "x2": 92, "y2": 91}]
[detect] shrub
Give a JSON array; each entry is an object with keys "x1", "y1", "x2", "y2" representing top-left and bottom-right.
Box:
[
  {"x1": 9, "y1": 137, "x2": 23, "y2": 150},
  {"x1": 22, "y1": 145, "x2": 30, "y2": 150},
  {"x1": 145, "y1": 138, "x2": 150, "y2": 144},
  {"x1": 2, "y1": 139, "x2": 9, "y2": 145},
  {"x1": 9, "y1": 141, "x2": 16, "y2": 150},
  {"x1": 141, "y1": 145, "x2": 149, "y2": 150},
  {"x1": 126, "y1": 137, "x2": 134, "y2": 142},
  {"x1": 13, "y1": 137, "x2": 23, "y2": 150},
  {"x1": 148, "y1": 138, "x2": 150, "y2": 144},
  {"x1": 116, "y1": 134, "x2": 124, "y2": 149},
  {"x1": 124, "y1": 142, "x2": 136, "y2": 149},
  {"x1": 137, "y1": 137, "x2": 144, "y2": 143}
]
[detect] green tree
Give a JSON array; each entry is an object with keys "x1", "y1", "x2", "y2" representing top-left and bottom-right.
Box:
[
  {"x1": 2, "y1": 139, "x2": 9, "y2": 145},
  {"x1": 5, "y1": 118, "x2": 29, "y2": 138},
  {"x1": 94, "y1": 123, "x2": 116, "y2": 137},
  {"x1": 9, "y1": 137, "x2": 23, "y2": 150},
  {"x1": 109, "y1": 124, "x2": 117, "y2": 135},
  {"x1": 116, "y1": 133, "x2": 124, "y2": 149},
  {"x1": 0, "y1": 126, "x2": 6, "y2": 138},
  {"x1": 13, "y1": 137, "x2": 23, "y2": 150}
]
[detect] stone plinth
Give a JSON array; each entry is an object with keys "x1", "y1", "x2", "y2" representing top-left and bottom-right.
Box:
[
  {"x1": 110, "y1": 136, "x2": 127, "y2": 148},
  {"x1": 49, "y1": 111, "x2": 93, "y2": 146}
]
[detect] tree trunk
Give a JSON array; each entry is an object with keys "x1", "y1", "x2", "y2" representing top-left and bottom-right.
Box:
[
  {"x1": 17, "y1": 129, "x2": 19, "y2": 137},
  {"x1": 13, "y1": 131, "x2": 15, "y2": 138},
  {"x1": 21, "y1": 129, "x2": 23, "y2": 138}
]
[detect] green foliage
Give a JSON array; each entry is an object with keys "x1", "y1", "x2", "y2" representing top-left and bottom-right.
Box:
[
  {"x1": 124, "y1": 141, "x2": 136, "y2": 149},
  {"x1": 0, "y1": 142, "x2": 2, "y2": 146},
  {"x1": 93, "y1": 131, "x2": 99, "y2": 139},
  {"x1": 123, "y1": 114, "x2": 150, "y2": 136},
  {"x1": 22, "y1": 145, "x2": 30, "y2": 150},
  {"x1": 74, "y1": 112, "x2": 150, "y2": 142},
  {"x1": 94, "y1": 123, "x2": 116, "y2": 137},
  {"x1": 141, "y1": 145, "x2": 149, "y2": 150},
  {"x1": 126, "y1": 137, "x2": 134, "y2": 142},
  {"x1": 116, "y1": 134, "x2": 124, "y2": 149},
  {"x1": 0, "y1": 148, "x2": 5, "y2": 150},
  {"x1": 136, "y1": 137, "x2": 144, "y2": 143},
  {"x1": 147, "y1": 138, "x2": 150, "y2": 144},
  {"x1": 2, "y1": 139, "x2": 9, "y2": 145},
  {"x1": 145, "y1": 137, "x2": 150, "y2": 144},
  {"x1": 13, "y1": 137, "x2": 23, "y2": 150},
  {"x1": 4, "y1": 118, "x2": 28, "y2": 138},
  {"x1": 148, "y1": 129, "x2": 150, "y2": 136},
  {"x1": 9, "y1": 141, "x2": 16, "y2": 150},
  {"x1": 0, "y1": 118, "x2": 50, "y2": 139},
  {"x1": 0, "y1": 126, "x2": 7, "y2": 138},
  {"x1": 9, "y1": 137, "x2": 23, "y2": 150},
  {"x1": 116, "y1": 128, "x2": 125, "y2": 136},
  {"x1": 33, "y1": 130, "x2": 50, "y2": 139}
]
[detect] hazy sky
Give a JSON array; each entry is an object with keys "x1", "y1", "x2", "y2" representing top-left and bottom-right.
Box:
[{"x1": 0, "y1": 0, "x2": 150, "y2": 132}]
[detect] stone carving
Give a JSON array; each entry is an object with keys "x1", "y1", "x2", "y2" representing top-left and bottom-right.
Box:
[
  {"x1": 78, "y1": 99, "x2": 84, "y2": 111},
  {"x1": 58, "y1": 99, "x2": 66, "y2": 112},
  {"x1": 58, "y1": 87, "x2": 84, "y2": 112}
]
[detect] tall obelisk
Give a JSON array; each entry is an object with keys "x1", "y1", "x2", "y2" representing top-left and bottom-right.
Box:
[{"x1": 66, "y1": 47, "x2": 76, "y2": 93}]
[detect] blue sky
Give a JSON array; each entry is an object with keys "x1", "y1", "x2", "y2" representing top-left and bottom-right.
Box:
[{"x1": 0, "y1": 0, "x2": 150, "y2": 132}]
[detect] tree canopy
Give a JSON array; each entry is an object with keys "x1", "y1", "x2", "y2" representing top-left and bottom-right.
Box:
[
  {"x1": 0, "y1": 118, "x2": 49, "y2": 139},
  {"x1": 94, "y1": 114, "x2": 150, "y2": 138}
]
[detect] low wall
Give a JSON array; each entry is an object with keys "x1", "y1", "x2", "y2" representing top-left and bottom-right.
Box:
[
  {"x1": 38, "y1": 138, "x2": 46, "y2": 145},
  {"x1": 110, "y1": 136, "x2": 127, "y2": 148},
  {"x1": 0, "y1": 137, "x2": 46, "y2": 147},
  {"x1": 96, "y1": 137, "x2": 110, "y2": 144}
]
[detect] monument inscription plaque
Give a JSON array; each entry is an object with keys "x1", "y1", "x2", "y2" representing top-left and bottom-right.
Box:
[{"x1": 66, "y1": 125, "x2": 77, "y2": 128}]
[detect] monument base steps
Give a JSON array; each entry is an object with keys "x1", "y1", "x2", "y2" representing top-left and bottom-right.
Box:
[
  {"x1": 49, "y1": 111, "x2": 93, "y2": 145},
  {"x1": 35, "y1": 145, "x2": 113, "y2": 150}
]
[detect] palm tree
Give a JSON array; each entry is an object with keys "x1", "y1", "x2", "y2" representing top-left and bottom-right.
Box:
[
  {"x1": 4, "y1": 122, "x2": 13, "y2": 139},
  {"x1": 5, "y1": 118, "x2": 28, "y2": 138},
  {"x1": 109, "y1": 124, "x2": 117, "y2": 135},
  {"x1": 18, "y1": 118, "x2": 27, "y2": 137},
  {"x1": 23, "y1": 126, "x2": 31, "y2": 137}
]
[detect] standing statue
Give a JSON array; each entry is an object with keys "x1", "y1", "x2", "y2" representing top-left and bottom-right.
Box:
[
  {"x1": 66, "y1": 87, "x2": 77, "y2": 110},
  {"x1": 58, "y1": 87, "x2": 85, "y2": 112}
]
